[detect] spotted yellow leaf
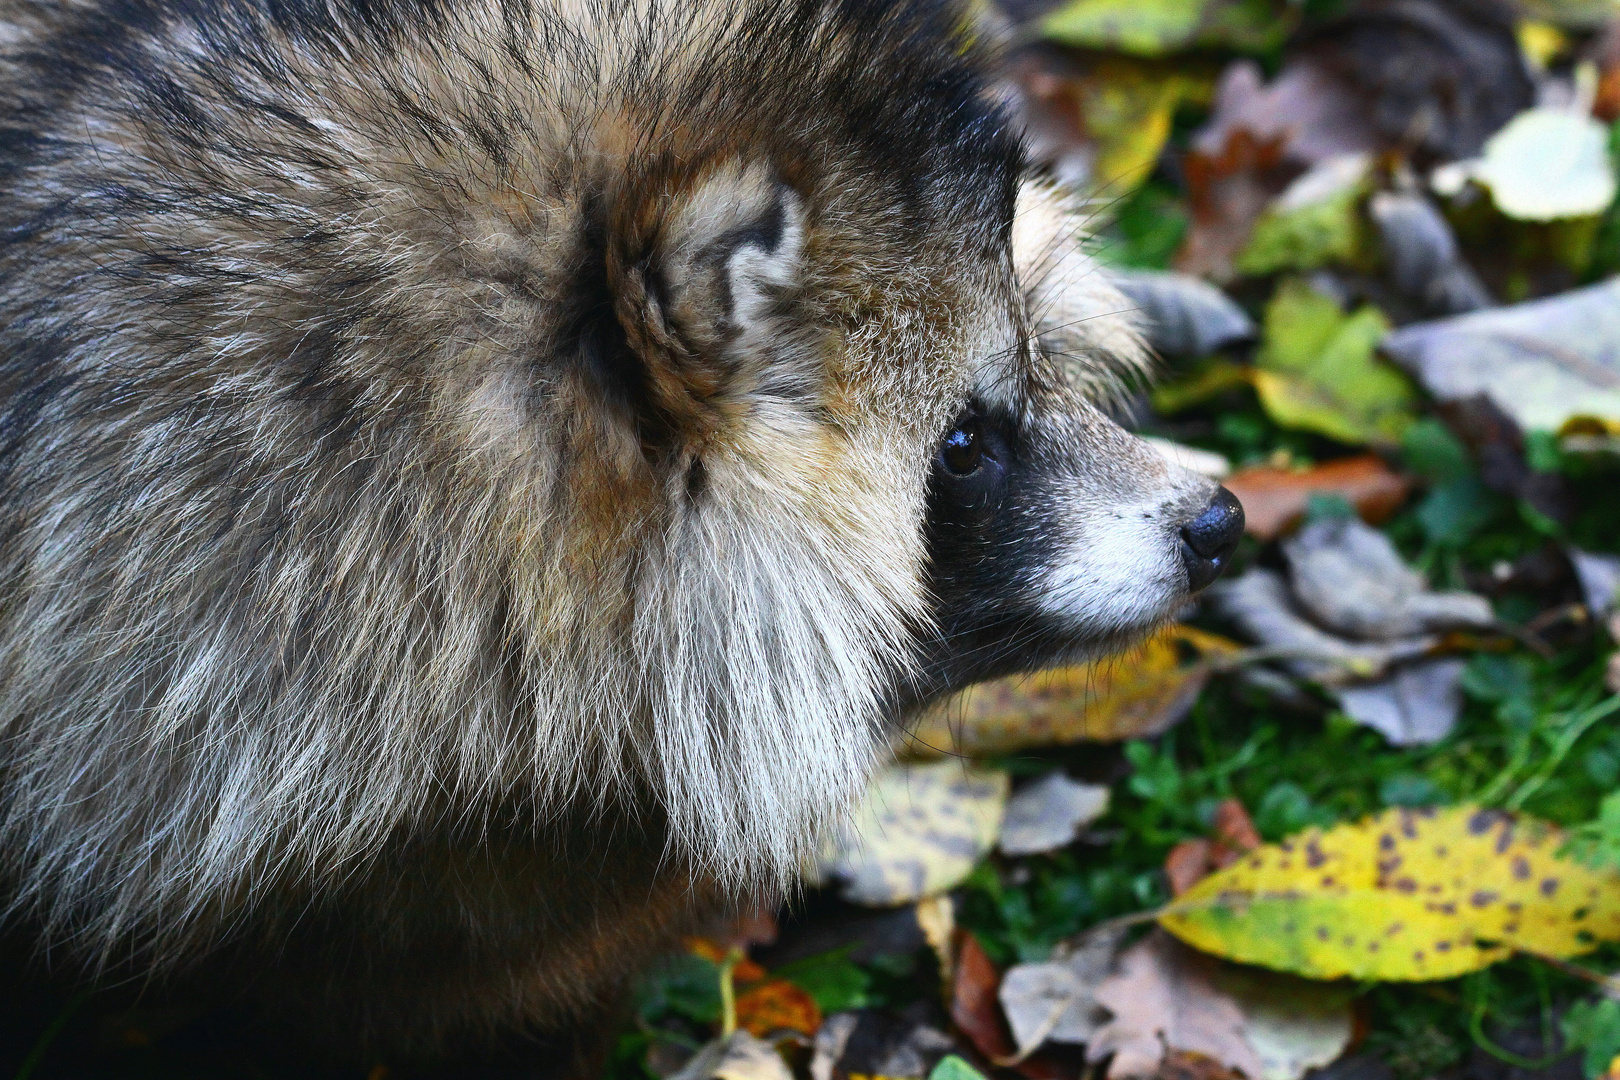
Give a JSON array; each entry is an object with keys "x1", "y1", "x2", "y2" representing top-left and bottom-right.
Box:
[{"x1": 1159, "y1": 805, "x2": 1620, "y2": 981}]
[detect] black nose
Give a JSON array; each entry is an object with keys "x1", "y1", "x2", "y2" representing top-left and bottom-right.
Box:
[{"x1": 1180, "y1": 486, "x2": 1245, "y2": 592}]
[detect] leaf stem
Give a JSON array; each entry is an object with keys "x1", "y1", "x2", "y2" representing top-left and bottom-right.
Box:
[{"x1": 719, "y1": 947, "x2": 742, "y2": 1037}]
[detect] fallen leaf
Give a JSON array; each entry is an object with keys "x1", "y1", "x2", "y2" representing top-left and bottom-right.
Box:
[
  {"x1": 1149, "y1": 361, "x2": 1256, "y2": 416},
  {"x1": 1289, "y1": 1, "x2": 1533, "y2": 164},
  {"x1": 1111, "y1": 269, "x2": 1256, "y2": 357},
  {"x1": 1282, "y1": 516, "x2": 1496, "y2": 639},
  {"x1": 821, "y1": 763, "x2": 1009, "y2": 906},
  {"x1": 1382, "y1": 277, "x2": 1620, "y2": 436},
  {"x1": 1159, "y1": 805, "x2": 1620, "y2": 981},
  {"x1": 999, "y1": 772, "x2": 1112, "y2": 857},
  {"x1": 1156, "y1": 1050, "x2": 1250, "y2": 1080},
  {"x1": 951, "y1": 932, "x2": 1017, "y2": 1062},
  {"x1": 930, "y1": 1056, "x2": 993, "y2": 1080},
  {"x1": 1040, "y1": 0, "x2": 1209, "y2": 56},
  {"x1": 1224, "y1": 455, "x2": 1412, "y2": 540},
  {"x1": 1088, "y1": 930, "x2": 1353, "y2": 1080},
  {"x1": 1178, "y1": 127, "x2": 1301, "y2": 280},
  {"x1": 1078, "y1": 58, "x2": 1207, "y2": 197},
  {"x1": 1211, "y1": 568, "x2": 1435, "y2": 685},
  {"x1": 1166, "y1": 799, "x2": 1261, "y2": 895},
  {"x1": 736, "y1": 980, "x2": 822, "y2": 1038},
  {"x1": 904, "y1": 626, "x2": 1241, "y2": 757},
  {"x1": 1236, "y1": 154, "x2": 1370, "y2": 277},
  {"x1": 1334, "y1": 658, "x2": 1469, "y2": 746},
  {"x1": 999, "y1": 927, "x2": 1123, "y2": 1054},
  {"x1": 1007, "y1": 51, "x2": 1211, "y2": 198},
  {"x1": 810, "y1": 1010, "x2": 958, "y2": 1080},
  {"x1": 1167, "y1": 839, "x2": 1223, "y2": 897},
  {"x1": 1190, "y1": 59, "x2": 1376, "y2": 172},
  {"x1": 1369, "y1": 190, "x2": 1493, "y2": 315},
  {"x1": 1254, "y1": 278, "x2": 1416, "y2": 447},
  {"x1": 1213, "y1": 798, "x2": 1262, "y2": 853},
  {"x1": 1460, "y1": 108, "x2": 1618, "y2": 221},
  {"x1": 1569, "y1": 547, "x2": 1620, "y2": 617},
  {"x1": 670, "y1": 1031, "x2": 794, "y2": 1080}
]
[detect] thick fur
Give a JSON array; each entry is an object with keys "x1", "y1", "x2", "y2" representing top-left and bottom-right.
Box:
[{"x1": 0, "y1": 0, "x2": 1218, "y2": 1057}]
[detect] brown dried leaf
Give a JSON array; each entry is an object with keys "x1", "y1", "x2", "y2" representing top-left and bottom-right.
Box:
[
  {"x1": 952, "y1": 932, "x2": 1017, "y2": 1063},
  {"x1": 1213, "y1": 798, "x2": 1262, "y2": 854},
  {"x1": 1223, "y1": 455, "x2": 1410, "y2": 541},
  {"x1": 1167, "y1": 839, "x2": 1219, "y2": 897}
]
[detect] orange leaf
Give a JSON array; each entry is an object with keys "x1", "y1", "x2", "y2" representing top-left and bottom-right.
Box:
[
  {"x1": 735, "y1": 979, "x2": 821, "y2": 1038},
  {"x1": 1223, "y1": 454, "x2": 1410, "y2": 540}
]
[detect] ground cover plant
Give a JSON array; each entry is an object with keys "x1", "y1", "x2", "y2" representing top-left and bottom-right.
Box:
[{"x1": 5, "y1": 0, "x2": 1620, "y2": 1079}]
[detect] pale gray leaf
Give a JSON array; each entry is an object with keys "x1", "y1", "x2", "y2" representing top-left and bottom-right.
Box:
[
  {"x1": 998, "y1": 772, "x2": 1111, "y2": 857},
  {"x1": 1382, "y1": 278, "x2": 1620, "y2": 433},
  {"x1": 1211, "y1": 569, "x2": 1434, "y2": 685},
  {"x1": 1282, "y1": 517, "x2": 1495, "y2": 639},
  {"x1": 1111, "y1": 270, "x2": 1256, "y2": 357},
  {"x1": 1334, "y1": 658, "x2": 1468, "y2": 746}
]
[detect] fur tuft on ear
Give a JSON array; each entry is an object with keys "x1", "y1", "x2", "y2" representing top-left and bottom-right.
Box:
[
  {"x1": 1014, "y1": 176, "x2": 1151, "y2": 406},
  {"x1": 614, "y1": 161, "x2": 806, "y2": 442}
]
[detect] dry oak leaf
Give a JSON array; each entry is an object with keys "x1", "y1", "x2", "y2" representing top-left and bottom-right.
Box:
[
  {"x1": 904, "y1": 626, "x2": 1240, "y2": 757},
  {"x1": 1222, "y1": 455, "x2": 1410, "y2": 541},
  {"x1": 1159, "y1": 805, "x2": 1620, "y2": 982}
]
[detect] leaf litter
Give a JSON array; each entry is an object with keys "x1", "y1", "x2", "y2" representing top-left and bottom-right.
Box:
[{"x1": 41, "y1": 0, "x2": 1620, "y2": 1076}]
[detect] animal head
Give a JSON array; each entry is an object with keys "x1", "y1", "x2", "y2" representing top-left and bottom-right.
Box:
[{"x1": 0, "y1": 0, "x2": 1239, "y2": 958}]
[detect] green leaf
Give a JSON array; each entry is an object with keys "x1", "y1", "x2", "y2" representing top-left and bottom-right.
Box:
[
  {"x1": 1040, "y1": 0, "x2": 1292, "y2": 55},
  {"x1": 635, "y1": 953, "x2": 722, "y2": 1025},
  {"x1": 1561, "y1": 997, "x2": 1620, "y2": 1079},
  {"x1": 1401, "y1": 418, "x2": 1474, "y2": 484},
  {"x1": 1041, "y1": 0, "x2": 1209, "y2": 54},
  {"x1": 1253, "y1": 278, "x2": 1416, "y2": 446},
  {"x1": 766, "y1": 948, "x2": 872, "y2": 1013},
  {"x1": 1236, "y1": 161, "x2": 1367, "y2": 276},
  {"x1": 929, "y1": 1055, "x2": 991, "y2": 1080},
  {"x1": 1415, "y1": 478, "x2": 1499, "y2": 548}
]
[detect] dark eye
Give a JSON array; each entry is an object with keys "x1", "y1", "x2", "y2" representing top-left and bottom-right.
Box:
[{"x1": 940, "y1": 420, "x2": 983, "y2": 476}]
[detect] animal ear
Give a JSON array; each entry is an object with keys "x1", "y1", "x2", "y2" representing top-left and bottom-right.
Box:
[{"x1": 617, "y1": 161, "x2": 805, "y2": 434}]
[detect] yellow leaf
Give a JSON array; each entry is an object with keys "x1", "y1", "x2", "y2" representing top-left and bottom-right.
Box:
[
  {"x1": 903, "y1": 625, "x2": 1240, "y2": 758},
  {"x1": 1160, "y1": 806, "x2": 1620, "y2": 981}
]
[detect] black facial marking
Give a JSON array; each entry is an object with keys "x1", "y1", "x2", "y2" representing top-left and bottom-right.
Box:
[{"x1": 908, "y1": 404, "x2": 1078, "y2": 708}]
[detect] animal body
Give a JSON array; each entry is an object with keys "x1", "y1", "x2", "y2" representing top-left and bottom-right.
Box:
[{"x1": 0, "y1": 0, "x2": 1241, "y2": 1065}]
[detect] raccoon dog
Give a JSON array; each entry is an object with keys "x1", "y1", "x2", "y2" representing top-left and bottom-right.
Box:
[{"x1": 0, "y1": 0, "x2": 1242, "y2": 1059}]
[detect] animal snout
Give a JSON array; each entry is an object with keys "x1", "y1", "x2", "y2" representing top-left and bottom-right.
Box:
[{"x1": 1178, "y1": 486, "x2": 1244, "y2": 592}]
